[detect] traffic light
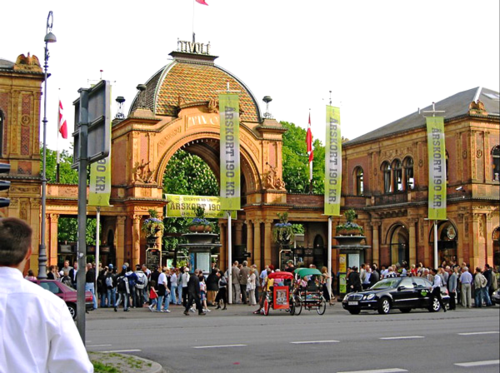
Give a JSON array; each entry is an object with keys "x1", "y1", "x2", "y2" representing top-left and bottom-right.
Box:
[{"x1": 0, "y1": 163, "x2": 11, "y2": 208}]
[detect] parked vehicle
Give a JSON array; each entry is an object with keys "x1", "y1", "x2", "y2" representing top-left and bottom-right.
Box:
[
  {"x1": 342, "y1": 277, "x2": 450, "y2": 315},
  {"x1": 492, "y1": 289, "x2": 500, "y2": 305},
  {"x1": 33, "y1": 279, "x2": 93, "y2": 319}
]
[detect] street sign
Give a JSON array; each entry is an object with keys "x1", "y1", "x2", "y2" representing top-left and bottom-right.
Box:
[{"x1": 72, "y1": 80, "x2": 111, "y2": 168}]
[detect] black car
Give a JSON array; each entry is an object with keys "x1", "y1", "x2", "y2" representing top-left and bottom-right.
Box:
[
  {"x1": 342, "y1": 276, "x2": 450, "y2": 314},
  {"x1": 492, "y1": 289, "x2": 500, "y2": 305}
]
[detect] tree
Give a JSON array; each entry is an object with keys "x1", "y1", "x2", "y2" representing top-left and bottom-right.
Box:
[
  {"x1": 41, "y1": 147, "x2": 78, "y2": 184},
  {"x1": 162, "y1": 150, "x2": 220, "y2": 256},
  {"x1": 280, "y1": 121, "x2": 325, "y2": 194}
]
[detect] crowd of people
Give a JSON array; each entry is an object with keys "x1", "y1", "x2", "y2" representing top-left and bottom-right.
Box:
[
  {"x1": 30, "y1": 257, "x2": 499, "y2": 313},
  {"x1": 344, "y1": 261, "x2": 499, "y2": 309}
]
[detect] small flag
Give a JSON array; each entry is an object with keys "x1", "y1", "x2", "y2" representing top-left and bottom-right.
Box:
[
  {"x1": 196, "y1": 0, "x2": 209, "y2": 5},
  {"x1": 306, "y1": 113, "x2": 313, "y2": 162},
  {"x1": 58, "y1": 100, "x2": 68, "y2": 139}
]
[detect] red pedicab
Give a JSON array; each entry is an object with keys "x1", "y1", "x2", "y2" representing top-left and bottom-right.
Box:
[{"x1": 262, "y1": 271, "x2": 295, "y2": 316}]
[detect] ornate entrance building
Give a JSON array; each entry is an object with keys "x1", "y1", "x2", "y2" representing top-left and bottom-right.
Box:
[
  {"x1": 1, "y1": 47, "x2": 498, "y2": 275},
  {"x1": 108, "y1": 46, "x2": 295, "y2": 269}
]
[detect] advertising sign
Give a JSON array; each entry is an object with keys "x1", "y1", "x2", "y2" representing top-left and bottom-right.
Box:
[
  {"x1": 324, "y1": 105, "x2": 342, "y2": 216},
  {"x1": 273, "y1": 286, "x2": 290, "y2": 310},
  {"x1": 165, "y1": 194, "x2": 236, "y2": 218},
  {"x1": 219, "y1": 94, "x2": 240, "y2": 210},
  {"x1": 426, "y1": 116, "x2": 447, "y2": 220}
]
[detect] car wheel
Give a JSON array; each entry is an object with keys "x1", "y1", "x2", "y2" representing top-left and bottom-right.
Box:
[
  {"x1": 67, "y1": 303, "x2": 77, "y2": 320},
  {"x1": 400, "y1": 308, "x2": 411, "y2": 313},
  {"x1": 429, "y1": 297, "x2": 441, "y2": 312},
  {"x1": 378, "y1": 298, "x2": 391, "y2": 314},
  {"x1": 348, "y1": 309, "x2": 361, "y2": 315}
]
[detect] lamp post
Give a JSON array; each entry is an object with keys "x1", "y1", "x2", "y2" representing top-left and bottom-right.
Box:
[{"x1": 38, "y1": 11, "x2": 56, "y2": 279}]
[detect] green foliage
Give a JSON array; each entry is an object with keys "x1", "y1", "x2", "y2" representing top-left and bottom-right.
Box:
[
  {"x1": 162, "y1": 150, "x2": 219, "y2": 252},
  {"x1": 163, "y1": 150, "x2": 219, "y2": 196},
  {"x1": 280, "y1": 121, "x2": 325, "y2": 194},
  {"x1": 336, "y1": 209, "x2": 363, "y2": 235},
  {"x1": 58, "y1": 217, "x2": 98, "y2": 245},
  {"x1": 41, "y1": 147, "x2": 78, "y2": 184}
]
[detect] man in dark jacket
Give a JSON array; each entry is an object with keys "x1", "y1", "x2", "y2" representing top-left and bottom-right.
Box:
[
  {"x1": 184, "y1": 269, "x2": 205, "y2": 316},
  {"x1": 348, "y1": 266, "x2": 362, "y2": 293}
]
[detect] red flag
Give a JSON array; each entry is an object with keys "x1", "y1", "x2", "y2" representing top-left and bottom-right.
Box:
[
  {"x1": 196, "y1": 0, "x2": 209, "y2": 5},
  {"x1": 306, "y1": 113, "x2": 313, "y2": 162},
  {"x1": 58, "y1": 100, "x2": 68, "y2": 139}
]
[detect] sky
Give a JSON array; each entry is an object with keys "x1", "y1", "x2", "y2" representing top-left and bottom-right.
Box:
[{"x1": 2, "y1": 0, "x2": 499, "y2": 152}]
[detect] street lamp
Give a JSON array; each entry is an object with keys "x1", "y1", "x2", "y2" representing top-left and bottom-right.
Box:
[{"x1": 38, "y1": 11, "x2": 56, "y2": 279}]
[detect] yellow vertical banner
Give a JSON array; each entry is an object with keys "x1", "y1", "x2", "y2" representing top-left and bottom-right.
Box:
[
  {"x1": 426, "y1": 116, "x2": 447, "y2": 220},
  {"x1": 88, "y1": 156, "x2": 111, "y2": 206},
  {"x1": 88, "y1": 86, "x2": 112, "y2": 207},
  {"x1": 219, "y1": 94, "x2": 240, "y2": 210},
  {"x1": 324, "y1": 105, "x2": 342, "y2": 216}
]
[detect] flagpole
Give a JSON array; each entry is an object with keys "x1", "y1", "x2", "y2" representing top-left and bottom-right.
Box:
[
  {"x1": 56, "y1": 90, "x2": 60, "y2": 183},
  {"x1": 192, "y1": 0, "x2": 195, "y2": 42}
]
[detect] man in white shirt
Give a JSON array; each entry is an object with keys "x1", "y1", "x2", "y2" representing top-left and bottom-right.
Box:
[
  {"x1": 0, "y1": 217, "x2": 93, "y2": 373},
  {"x1": 430, "y1": 268, "x2": 447, "y2": 312}
]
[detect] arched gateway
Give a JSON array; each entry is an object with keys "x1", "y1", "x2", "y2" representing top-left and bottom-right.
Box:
[{"x1": 108, "y1": 45, "x2": 290, "y2": 269}]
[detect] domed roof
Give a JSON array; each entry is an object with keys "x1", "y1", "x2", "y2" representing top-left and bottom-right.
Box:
[
  {"x1": 130, "y1": 52, "x2": 261, "y2": 122},
  {"x1": 0, "y1": 58, "x2": 15, "y2": 70}
]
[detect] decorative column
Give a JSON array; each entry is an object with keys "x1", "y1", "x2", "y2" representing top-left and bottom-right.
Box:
[
  {"x1": 408, "y1": 218, "x2": 417, "y2": 266},
  {"x1": 370, "y1": 220, "x2": 381, "y2": 265},
  {"x1": 253, "y1": 219, "x2": 262, "y2": 270},
  {"x1": 364, "y1": 220, "x2": 373, "y2": 265},
  {"x1": 471, "y1": 214, "x2": 482, "y2": 268},
  {"x1": 246, "y1": 220, "x2": 253, "y2": 265},
  {"x1": 116, "y1": 216, "x2": 126, "y2": 266},
  {"x1": 264, "y1": 219, "x2": 273, "y2": 267},
  {"x1": 457, "y1": 213, "x2": 465, "y2": 264},
  {"x1": 132, "y1": 215, "x2": 141, "y2": 266},
  {"x1": 486, "y1": 212, "x2": 493, "y2": 264},
  {"x1": 235, "y1": 221, "x2": 243, "y2": 246},
  {"x1": 219, "y1": 222, "x2": 227, "y2": 270},
  {"x1": 49, "y1": 213, "x2": 59, "y2": 266}
]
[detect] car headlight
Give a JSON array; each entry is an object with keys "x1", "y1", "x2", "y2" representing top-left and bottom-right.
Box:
[{"x1": 366, "y1": 294, "x2": 375, "y2": 300}]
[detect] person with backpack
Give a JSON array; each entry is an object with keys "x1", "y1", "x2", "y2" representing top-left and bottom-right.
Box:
[
  {"x1": 135, "y1": 264, "x2": 148, "y2": 308},
  {"x1": 125, "y1": 266, "x2": 138, "y2": 308},
  {"x1": 105, "y1": 265, "x2": 117, "y2": 310},
  {"x1": 116, "y1": 268, "x2": 131, "y2": 312}
]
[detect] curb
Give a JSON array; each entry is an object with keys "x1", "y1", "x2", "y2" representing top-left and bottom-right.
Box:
[{"x1": 89, "y1": 351, "x2": 166, "y2": 373}]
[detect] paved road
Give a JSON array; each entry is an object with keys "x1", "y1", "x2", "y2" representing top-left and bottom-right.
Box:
[{"x1": 86, "y1": 304, "x2": 500, "y2": 373}]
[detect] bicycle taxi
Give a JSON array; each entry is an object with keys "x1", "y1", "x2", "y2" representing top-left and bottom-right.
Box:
[
  {"x1": 291, "y1": 268, "x2": 327, "y2": 315},
  {"x1": 262, "y1": 271, "x2": 295, "y2": 316}
]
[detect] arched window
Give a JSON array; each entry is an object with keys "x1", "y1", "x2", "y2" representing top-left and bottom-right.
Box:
[
  {"x1": 404, "y1": 157, "x2": 414, "y2": 190},
  {"x1": 445, "y1": 151, "x2": 449, "y2": 182},
  {"x1": 493, "y1": 227, "x2": 500, "y2": 268},
  {"x1": 354, "y1": 167, "x2": 364, "y2": 196},
  {"x1": 382, "y1": 162, "x2": 391, "y2": 193},
  {"x1": 392, "y1": 159, "x2": 403, "y2": 192},
  {"x1": 492, "y1": 146, "x2": 500, "y2": 181}
]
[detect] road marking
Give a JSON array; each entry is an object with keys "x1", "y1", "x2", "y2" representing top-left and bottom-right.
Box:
[
  {"x1": 291, "y1": 340, "x2": 340, "y2": 344},
  {"x1": 337, "y1": 369, "x2": 408, "y2": 373},
  {"x1": 193, "y1": 344, "x2": 247, "y2": 349},
  {"x1": 454, "y1": 360, "x2": 499, "y2": 367},
  {"x1": 379, "y1": 336, "x2": 424, "y2": 340},
  {"x1": 457, "y1": 331, "x2": 499, "y2": 336},
  {"x1": 87, "y1": 344, "x2": 112, "y2": 347},
  {"x1": 99, "y1": 349, "x2": 142, "y2": 353}
]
